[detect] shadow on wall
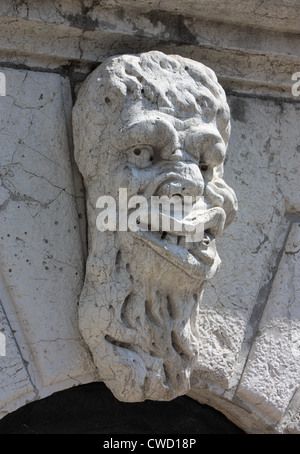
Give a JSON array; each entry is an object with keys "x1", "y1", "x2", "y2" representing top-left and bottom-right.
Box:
[{"x1": 0, "y1": 382, "x2": 244, "y2": 434}]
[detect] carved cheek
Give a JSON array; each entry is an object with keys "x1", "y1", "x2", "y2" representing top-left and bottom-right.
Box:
[
  {"x1": 125, "y1": 166, "x2": 156, "y2": 198},
  {"x1": 184, "y1": 163, "x2": 205, "y2": 196}
]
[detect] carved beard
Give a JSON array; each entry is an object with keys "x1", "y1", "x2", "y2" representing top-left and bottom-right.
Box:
[
  {"x1": 78, "y1": 230, "x2": 206, "y2": 402},
  {"x1": 78, "y1": 175, "x2": 236, "y2": 402}
]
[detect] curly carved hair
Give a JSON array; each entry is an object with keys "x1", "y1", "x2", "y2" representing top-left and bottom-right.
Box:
[{"x1": 73, "y1": 51, "x2": 231, "y2": 180}]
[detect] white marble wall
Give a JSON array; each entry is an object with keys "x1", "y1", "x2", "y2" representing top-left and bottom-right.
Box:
[
  {"x1": 189, "y1": 95, "x2": 300, "y2": 434},
  {"x1": 0, "y1": 67, "x2": 97, "y2": 419}
]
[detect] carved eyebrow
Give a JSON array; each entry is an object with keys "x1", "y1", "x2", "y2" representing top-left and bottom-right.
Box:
[
  {"x1": 116, "y1": 118, "x2": 178, "y2": 151},
  {"x1": 196, "y1": 91, "x2": 218, "y2": 112}
]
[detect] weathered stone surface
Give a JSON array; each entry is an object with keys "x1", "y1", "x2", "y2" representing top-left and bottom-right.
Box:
[
  {"x1": 72, "y1": 51, "x2": 238, "y2": 402},
  {"x1": 188, "y1": 96, "x2": 300, "y2": 433},
  {"x1": 0, "y1": 67, "x2": 97, "y2": 415},
  {"x1": 191, "y1": 96, "x2": 300, "y2": 389},
  {"x1": 237, "y1": 222, "x2": 300, "y2": 428},
  {"x1": 0, "y1": 291, "x2": 36, "y2": 419}
]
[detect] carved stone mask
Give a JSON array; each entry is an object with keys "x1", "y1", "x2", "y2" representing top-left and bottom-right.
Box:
[{"x1": 72, "y1": 51, "x2": 237, "y2": 402}]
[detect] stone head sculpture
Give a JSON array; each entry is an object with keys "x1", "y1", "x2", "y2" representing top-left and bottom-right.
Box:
[{"x1": 72, "y1": 51, "x2": 237, "y2": 402}]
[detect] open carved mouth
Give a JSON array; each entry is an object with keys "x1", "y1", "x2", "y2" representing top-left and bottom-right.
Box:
[{"x1": 132, "y1": 206, "x2": 226, "y2": 280}]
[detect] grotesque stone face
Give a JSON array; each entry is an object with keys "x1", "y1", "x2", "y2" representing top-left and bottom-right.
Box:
[{"x1": 72, "y1": 51, "x2": 237, "y2": 402}]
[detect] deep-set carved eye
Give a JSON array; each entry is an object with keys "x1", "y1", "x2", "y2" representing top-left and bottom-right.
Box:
[
  {"x1": 199, "y1": 162, "x2": 209, "y2": 172},
  {"x1": 128, "y1": 145, "x2": 154, "y2": 168}
]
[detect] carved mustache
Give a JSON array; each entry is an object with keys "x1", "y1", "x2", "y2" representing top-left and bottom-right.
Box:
[{"x1": 138, "y1": 170, "x2": 237, "y2": 233}]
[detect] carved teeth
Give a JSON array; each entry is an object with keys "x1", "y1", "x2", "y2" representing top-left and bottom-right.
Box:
[{"x1": 157, "y1": 231, "x2": 212, "y2": 248}]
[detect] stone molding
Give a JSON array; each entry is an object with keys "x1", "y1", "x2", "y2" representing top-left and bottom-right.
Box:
[{"x1": 0, "y1": 1, "x2": 299, "y2": 98}]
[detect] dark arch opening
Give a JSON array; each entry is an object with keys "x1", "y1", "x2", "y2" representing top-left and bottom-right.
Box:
[{"x1": 0, "y1": 382, "x2": 244, "y2": 434}]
